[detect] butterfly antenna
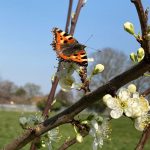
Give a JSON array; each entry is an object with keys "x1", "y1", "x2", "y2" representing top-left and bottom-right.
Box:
[
  {"x1": 84, "y1": 34, "x2": 93, "y2": 44},
  {"x1": 85, "y1": 46, "x2": 101, "y2": 52}
]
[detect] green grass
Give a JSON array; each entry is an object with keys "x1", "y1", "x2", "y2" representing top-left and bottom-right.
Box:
[{"x1": 0, "y1": 111, "x2": 150, "y2": 150}]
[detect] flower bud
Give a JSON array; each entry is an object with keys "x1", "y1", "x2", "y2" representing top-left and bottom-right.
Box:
[
  {"x1": 124, "y1": 22, "x2": 135, "y2": 35},
  {"x1": 128, "y1": 84, "x2": 136, "y2": 93},
  {"x1": 92, "y1": 64, "x2": 104, "y2": 75},
  {"x1": 130, "y1": 52, "x2": 137, "y2": 62},
  {"x1": 137, "y1": 47, "x2": 145, "y2": 62},
  {"x1": 76, "y1": 133, "x2": 83, "y2": 143},
  {"x1": 103, "y1": 94, "x2": 112, "y2": 104}
]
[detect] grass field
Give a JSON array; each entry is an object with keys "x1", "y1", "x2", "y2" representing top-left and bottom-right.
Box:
[{"x1": 0, "y1": 111, "x2": 150, "y2": 150}]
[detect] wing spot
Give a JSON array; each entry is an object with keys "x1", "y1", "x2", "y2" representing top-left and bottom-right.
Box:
[
  {"x1": 57, "y1": 30, "x2": 62, "y2": 33},
  {"x1": 64, "y1": 40, "x2": 68, "y2": 43},
  {"x1": 68, "y1": 37, "x2": 73, "y2": 40},
  {"x1": 63, "y1": 33, "x2": 68, "y2": 36}
]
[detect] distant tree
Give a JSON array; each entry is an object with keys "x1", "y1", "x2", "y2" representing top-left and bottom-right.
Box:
[
  {"x1": 24, "y1": 83, "x2": 42, "y2": 98},
  {"x1": 0, "y1": 80, "x2": 17, "y2": 97},
  {"x1": 15, "y1": 87, "x2": 27, "y2": 97}
]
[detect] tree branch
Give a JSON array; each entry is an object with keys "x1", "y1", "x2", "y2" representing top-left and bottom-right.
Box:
[
  {"x1": 70, "y1": 0, "x2": 85, "y2": 35},
  {"x1": 65, "y1": 0, "x2": 73, "y2": 33},
  {"x1": 131, "y1": 0, "x2": 149, "y2": 54},
  {"x1": 135, "y1": 125, "x2": 150, "y2": 150},
  {"x1": 141, "y1": 87, "x2": 150, "y2": 96},
  {"x1": 3, "y1": 60, "x2": 150, "y2": 150}
]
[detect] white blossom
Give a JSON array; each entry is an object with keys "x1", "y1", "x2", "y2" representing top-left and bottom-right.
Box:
[
  {"x1": 89, "y1": 119, "x2": 111, "y2": 150},
  {"x1": 59, "y1": 75, "x2": 75, "y2": 92},
  {"x1": 134, "y1": 115, "x2": 150, "y2": 131}
]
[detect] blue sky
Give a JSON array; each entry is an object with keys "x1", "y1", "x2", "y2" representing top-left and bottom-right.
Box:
[{"x1": 0, "y1": 0, "x2": 149, "y2": 94}]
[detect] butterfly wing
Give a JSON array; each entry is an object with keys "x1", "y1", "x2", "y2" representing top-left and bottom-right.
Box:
[{"x1": 51, "y1": 27, "x2": 78, "y2": 51}]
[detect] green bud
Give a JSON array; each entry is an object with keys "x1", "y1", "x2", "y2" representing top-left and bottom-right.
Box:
[
  {"x1": 76, "y1": 133, "x2": 83, "y2": 143},
  {"x1": 130, "y1": 52, "x2": 137, "y2": 62},
  {"x1": 128, "y1": 84, "x2": 136, "y2": 93},
  {"x1": 137, "y1": 47, "x2": 145, "y2": 62},
  {"x1": 124, "y1": 22, "x2": 135, "y2": 35}
]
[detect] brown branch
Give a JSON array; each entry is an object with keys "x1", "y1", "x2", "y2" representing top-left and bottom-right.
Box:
[
  {"x1": 135, "y1": 125, "x2": 150, "y2": 150},
  {"x1": 3, "y1": 60, "x2": 150, "y2": 150},
  {"x1": 42, "y1": 65, "x2": 60, "y2": 118},
  {"x1": 65, "y1": 0, "x2": 73, "y2": 33},
  {"x1": 141, "y1": 87, "x2": 150, "y2": 96},
  {"x1": 70, "y1": 0, "x2": 85, "y2": 35},
  {"x1": 131, "y1": 0, "x2": 149, "y2": 54}
]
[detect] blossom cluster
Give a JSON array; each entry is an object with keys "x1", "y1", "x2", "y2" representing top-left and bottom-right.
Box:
[
  {"x1": 103, "y1": 84, "x2": 150, "y2": 131},
  {"x1": 55, "y1": 62, "x2": 104, "y2": 92},
  {"x1": 89, "y1": 119, "x2": 111, "y2": 150}
]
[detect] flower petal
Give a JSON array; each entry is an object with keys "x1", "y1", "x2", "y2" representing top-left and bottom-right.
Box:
[
  {"x1": 110, "y1": 109, "x2": 123, "y2": 119},
  {"x1": 118, "y1": 88, "x2": 130, "y2": 101}
]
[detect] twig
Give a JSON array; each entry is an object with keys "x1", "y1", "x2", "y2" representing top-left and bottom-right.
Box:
[
  {"x1": 42, "y1": 63, "x2": 60, "y2": 118},
  {"x1": 58, "y1": 119, "x2": 89, "y2": 150},
  {"x1": 3, "y1": 60, "x2": 150, "y2": 150},
  {"x1": 135, "y1": 125, "x2": 150, "y2": 150},
  {"x1": 70, "y1": 0, "x2": 85, "y2": 35},
  {"x1": 141, "y1": 87, "x2": 150, "y2": 96},
  {"x1": 58, "y1": 131, "x2": 88, "y2": 150},
  {"x1": 65, "y1": 0, "x2": 73, "y2": 33},
  {"x1": 131, "y1": 0, "x2": 149, "y2": 54}
]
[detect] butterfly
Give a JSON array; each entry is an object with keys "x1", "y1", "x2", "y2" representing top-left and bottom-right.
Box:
[
  {"x1": 51, "y1": 27, "x2": 88, "y2": 67},
  {"x1": 51, "y1": 27, "x2": 90, "y2": 92}
]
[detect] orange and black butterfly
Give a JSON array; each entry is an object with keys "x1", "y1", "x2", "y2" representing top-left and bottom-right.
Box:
[{"x1": 51, "y1": 27, "x2": 88, "y2": 67}]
